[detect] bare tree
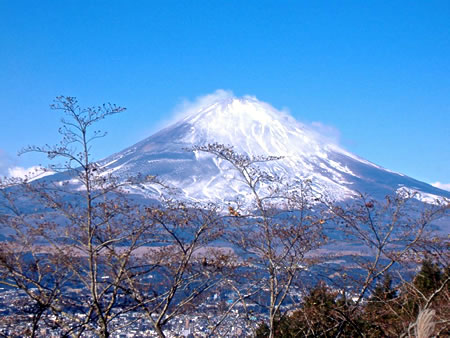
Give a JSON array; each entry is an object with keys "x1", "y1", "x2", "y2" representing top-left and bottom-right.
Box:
[
  {"x1": 0, "y1": 97, "x2": 151, "y2": 337},
  {"x1": 0, "y1": 98, "x2": 239, "y2": 338},
  {"x1": 193, "y1": 143, "x2": 327, "y2": 338},
  {"x1": 248, "y1": 192, "x2": 449, "y2": 337},
  {"x1": 0, "y1": 178, "x2": 72, "y2": 337},
  {"x1": 325, "y1": 192, "x2": 449, "y2": 336},
  {"x1": 118, "y1": 198, "x2": 238, "y2": 337}
]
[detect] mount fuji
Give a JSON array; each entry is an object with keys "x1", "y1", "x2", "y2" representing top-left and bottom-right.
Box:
[{"x1": 83, "y1": 95, "x2": 448, "y2": 204}]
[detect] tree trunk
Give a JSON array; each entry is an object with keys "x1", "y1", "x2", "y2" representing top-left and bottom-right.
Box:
[
  {"x1": 154, "y1": 323, "x2": 166, "y2": 338},
  {"x1": 269, "y1": 315, "x2": 275, "y2": 338}
]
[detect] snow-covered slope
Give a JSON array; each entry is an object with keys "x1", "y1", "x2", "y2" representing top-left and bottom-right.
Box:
[{"x1": 88, "y1": 96, "x2": 449, "y2": 203}]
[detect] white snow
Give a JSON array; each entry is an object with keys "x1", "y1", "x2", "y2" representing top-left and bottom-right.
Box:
[{"x1": 396, "y1": 186, "x2": 449, "y2": 205}]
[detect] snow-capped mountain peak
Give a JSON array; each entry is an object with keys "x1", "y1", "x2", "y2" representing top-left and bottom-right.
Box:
[
  {"x1": 180, "y1": 96, "x2": 326, "y2": 155},
  {"x1": 90, "y1": 95, "x2": 449, "y2": 203}
]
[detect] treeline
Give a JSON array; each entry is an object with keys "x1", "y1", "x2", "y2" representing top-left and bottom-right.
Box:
[{"x1": 0, "y1": 97, "x2": 448, "y2": 337}]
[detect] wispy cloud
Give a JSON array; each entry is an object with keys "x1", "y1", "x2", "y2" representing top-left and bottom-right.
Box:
[
  {"x1": 8, "y1": 165, "x2": 40, "y2": 178},
  {"x1": 7, "y1": 165, "x2": 55, "y2": 181},
  {"x1": 156, "y1": 89, "x2": 235, "y2": 131},
  {"x1": 0, "y1": 148, "x2": 54, "y2": 180},
  {"x1": 309, "y1": 121, "x2": 342, "y2": 145},
  {"x1": 431, "y1": 181, "x2": 450, "y2": 192}
]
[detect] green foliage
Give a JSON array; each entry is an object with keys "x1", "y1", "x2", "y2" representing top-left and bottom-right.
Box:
[
  {"x1": 291, "y1": 282, "x2": 339, "y2": 336},
  {"x1": 254, "y1": 282, "x2": 364, "y2": 337},
  {"x1": 371, "y1": 274, "x2": 397, "y2": 302},
  {"x1": 364, "y1": 274, "x2": 402, "y2": 337},
  {"x1": 414, "y1": 258, "x2": 442, "y2": 296},
  {"x1": 254, "y1": 322, "x2": 270, "y2": 338}
]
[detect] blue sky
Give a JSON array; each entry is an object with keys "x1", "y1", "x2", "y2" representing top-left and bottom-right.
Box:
[{"x1": 0, "y1": 1, "x2": 449, "y2": 188}]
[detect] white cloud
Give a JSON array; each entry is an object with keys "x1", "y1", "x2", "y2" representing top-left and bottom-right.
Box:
[
  {"x1": 7, "y1": 166, "x2": 54, "y2": 181},
  {"x1": 156, "y1": 89, "x2": 235, "y2": 130},
  {"x1": 431, "y1": 182, "x2": 450, "y2": 192},
  {"x1": 0, "y1": 149, "x2": 54, "y2": 181}
]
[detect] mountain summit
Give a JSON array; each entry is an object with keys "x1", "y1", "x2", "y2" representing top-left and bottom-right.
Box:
[{"x1": 96, "y1": 96, "x2": 448, "y2": 202}]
